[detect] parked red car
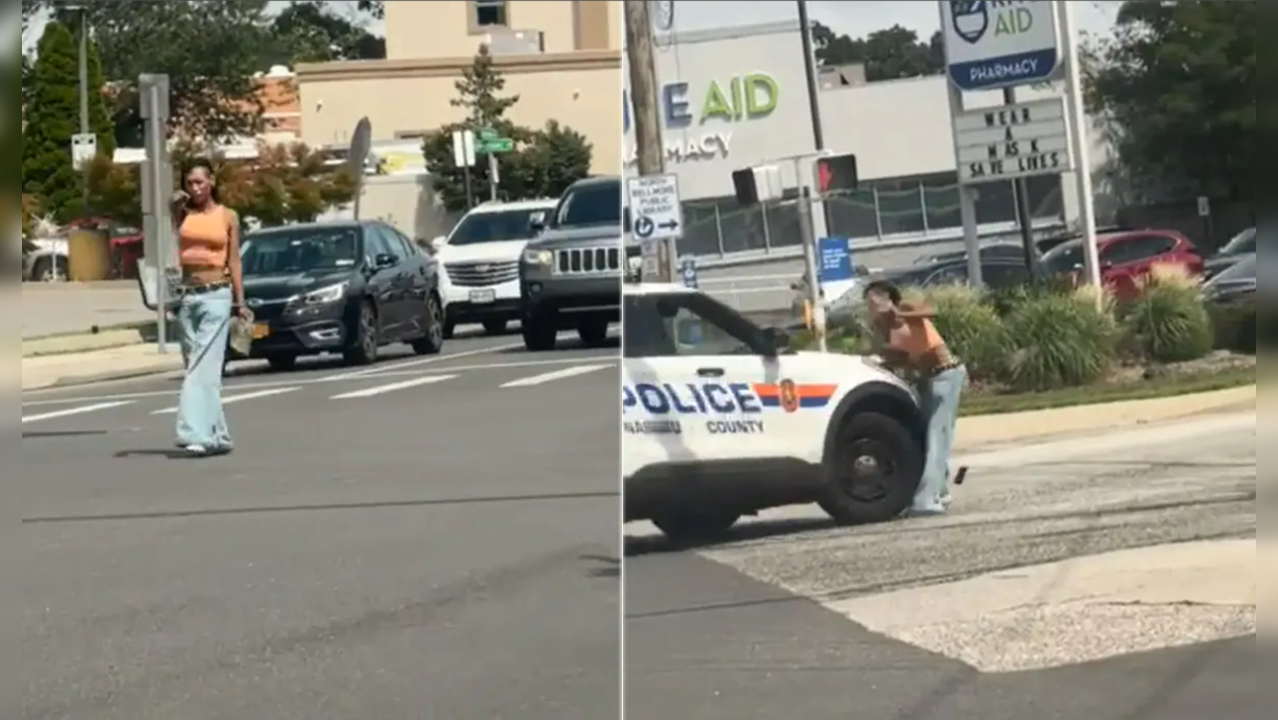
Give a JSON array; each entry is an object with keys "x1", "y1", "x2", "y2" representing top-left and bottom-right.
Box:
[{"x1": 1040, "y1": 229, "x2": 1204, "y2": 300}]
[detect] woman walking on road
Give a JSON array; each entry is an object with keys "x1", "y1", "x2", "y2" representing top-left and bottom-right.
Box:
[
  {"x1": 863, "y1": 281, "x2": 967, "y2": 516},
  {"x1": 171, "y1": 159, "x2": 247, "y2": 457}
]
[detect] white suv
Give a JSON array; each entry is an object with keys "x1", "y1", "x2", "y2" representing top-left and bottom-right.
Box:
[
  {"x1": 622, "y1": 283, "x2": 927, "y2": 541},
  {"x1": 432, "y1": 199, "x2": 559, "y2": 337}
]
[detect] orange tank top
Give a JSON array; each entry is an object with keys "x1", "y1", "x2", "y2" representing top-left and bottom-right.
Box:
[
  {"x1": 178, "y1": 207, "x2": 230, "y2": 269},
  {"x1": 889, "y1": 318, "x2": 950, "y2": 360}
]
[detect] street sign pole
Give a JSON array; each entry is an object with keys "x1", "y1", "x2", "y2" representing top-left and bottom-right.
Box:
[
  {"x1": 797, "y1": 184, "x2": 826, "y2": 352},
  {"x1": 140, "y1": 73, "x2": 172, "y2": 352},
  {"x1": 1058, "y1": 0, "x2": 1102, "y2": 292}
]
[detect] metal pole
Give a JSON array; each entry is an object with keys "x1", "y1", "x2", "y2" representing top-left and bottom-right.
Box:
[
  {"x1": 145, "y1": 83, "x2": 168, "y2": 351},
  {"x1": 488, "y1": 153, "x2": 499, "y2": 201},
  {"x1": 938, "y1": 1, "x2": 983, "y2": 289},
  {"x1": 78, "y1": 10, "x2": 90, "y2": 219},
  {"x1": 1059, "y1": 0, "x2": 1101, "y2": 291},
  {"x1": 1003, "y1": 86, "x2": 1038, "y2": 274},
  {"x1": 796, "y1": 0, "x2": 834, "y2": 239},
  {"x1": 796, "y1": 181, "x2": 826, "y2": 352}
]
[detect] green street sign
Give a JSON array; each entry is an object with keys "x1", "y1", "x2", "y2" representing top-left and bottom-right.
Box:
[
  {"x1": 477, "y1": 137, "x2": 513, "y2": 153},
  {"x1": 477, "y1": 127, "x2": 498, "y2": 141}
]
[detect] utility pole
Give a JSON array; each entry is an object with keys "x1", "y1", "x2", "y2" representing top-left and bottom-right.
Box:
[
  {"x1": 76, "y1": 6, "x2": 90, "y2": 220},
  {"x1": 623, "y1": 0, "x2": 672, "y2": 281}
]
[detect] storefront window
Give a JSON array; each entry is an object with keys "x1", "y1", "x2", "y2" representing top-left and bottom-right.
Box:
[
  {"x1": 718, "y1": 202, "x2": 769, "y2": 255},
  {"x1": 922, "y1": 174, "x2": 961, "y2": 232},
  {"x1": 827, "y1": 189, "x2": 878, "y2": 240},
  {"x1": 679, "y1": 202, "x2": 723, "y2": 257},
  {"x1": 876, "y1": 180, "x2": 926, "y2": 236},
  {"x1": 765, "y1": 193, "x2": 803, "y2": 249}
]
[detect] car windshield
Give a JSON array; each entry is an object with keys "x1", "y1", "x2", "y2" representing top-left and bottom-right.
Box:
[
  {"x1": 1220, "y1": 228, "x2": 1255, "y2": 255},
  {"x1": 448, "y1": 208, "x2": 547, "y2": 246},
  {"x1": 1040, "y1": 241, "x2": 1084, "y2": 274},
  {"x1": 240, "y1": 227, "x2": 360, "y2": 276},
  {"x1": 553, "y1": 181, "x2": 621, "y2": 228}
]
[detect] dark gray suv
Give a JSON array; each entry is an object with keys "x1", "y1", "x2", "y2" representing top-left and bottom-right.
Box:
[{"x1": 518, "y1": 177, "x2": 622, "y2": 351}]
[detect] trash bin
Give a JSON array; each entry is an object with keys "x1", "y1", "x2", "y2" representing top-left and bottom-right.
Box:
[{"x1": 67, "y1": 228, "x2": 110, "y2": 281}]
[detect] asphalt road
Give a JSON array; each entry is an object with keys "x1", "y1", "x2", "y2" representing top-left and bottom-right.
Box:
[
  {"x1": 18, "y1": 331, "x2": 622, "y2": 720},
  {"x1": 625, "y1": 411, "x2": 1257, "y2": 720}
]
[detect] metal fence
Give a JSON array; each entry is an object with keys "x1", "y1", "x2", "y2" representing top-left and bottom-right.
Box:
[{"x1": 676, "y1": 174, "x2": 1064, "y2": 260}]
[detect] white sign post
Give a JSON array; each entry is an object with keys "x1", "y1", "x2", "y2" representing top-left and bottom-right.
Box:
[
  {"x1": 71, "y1": 133, "x2": 97, "y2": 168},
  {"x1": 626, "y1": 174, "x2": 683, "y2": 282},
  {"x1": 942, "y1": 0, "x2": 1060, "y2": 91},
  {"x1": 955, "y1": 98, "x2": 1072, "y2": 184}
]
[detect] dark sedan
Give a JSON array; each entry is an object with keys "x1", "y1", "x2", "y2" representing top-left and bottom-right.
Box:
[
  {"x1": 1203, "y1": 254, "x2": 1256, "y2": 304},
  {"x1": 230, "y1": 221, "x2": 444, "y2": 372},
  {"x1": 1203, "y1": 227, "x2": 1255, "y2": 280},
  {"x1": 877, "y1": 257, "x2": 1033, "y2": 289}
]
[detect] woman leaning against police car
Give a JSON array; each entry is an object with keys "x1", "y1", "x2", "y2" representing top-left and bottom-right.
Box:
[{"x1": 862, "y1": 280, "x2": 967, "y2": 516}]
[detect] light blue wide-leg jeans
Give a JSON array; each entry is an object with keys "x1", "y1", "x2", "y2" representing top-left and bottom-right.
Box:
[
  {"x1": 175, "y1": 286, "x2": 233, "y2": 450},
  {"x1": 913, "y1": 365, "x2": 967, "y2": 513}
]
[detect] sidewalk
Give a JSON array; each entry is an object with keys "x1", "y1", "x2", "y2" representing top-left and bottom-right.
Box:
[
  {"x1": 955, "y1": 385, "x2": 1256, "y2": 449},
  {"x1": 19, "y1": 344, "x2": 184, "y2": 391}
]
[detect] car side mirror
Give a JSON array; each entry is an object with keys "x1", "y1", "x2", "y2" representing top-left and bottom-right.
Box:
[
  {"x1": 528, "y1": 211, "x2": 547, "y2": 233},
  {"x1": 374, "y1": 252, "x2": 398, "y2": 269}
]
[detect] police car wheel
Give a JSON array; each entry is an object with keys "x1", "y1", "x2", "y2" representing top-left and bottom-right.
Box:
[
  {"x1": 820, "y1": 411, "x2": 921, "y2": 524},
  {"x1": 651, "y1": 510, "x2": 741, "y2": 543}
]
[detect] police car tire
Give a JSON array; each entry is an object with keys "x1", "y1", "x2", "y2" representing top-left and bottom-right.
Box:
[
  {"x1": 651, "y1": 510, "x2": 741, "y2": 543},
  {"x1": 820, "y1": 411, "x2": 921, "y2": 525},
  {"x1": 522, "y1": 314, "x2": 558, "y2": 351}
]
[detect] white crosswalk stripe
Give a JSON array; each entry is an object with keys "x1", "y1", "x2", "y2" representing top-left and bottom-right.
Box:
[
  {"x1": 329, "y1": 374, "x2": 458, "y2": 399},
  {"x1": 499, "y1": 364, "x2": 614, "y2": 388},
  {"x1": 22, "y1": 401, "x2": 135, "y2": 424},
  {"x1": 152, "y1": 387, "x2": 301, "y2": 415}
]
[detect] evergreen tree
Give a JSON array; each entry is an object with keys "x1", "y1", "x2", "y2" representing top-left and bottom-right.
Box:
[
  {"x1": 422, "y1": 47, "x2": 592, "y2": 212},
  {"x1": 85, "y1": 38, "x2": 116, "y2": 162},
  {"x1": 22, "y1": 21, "x2": 81, "y2": 221}
]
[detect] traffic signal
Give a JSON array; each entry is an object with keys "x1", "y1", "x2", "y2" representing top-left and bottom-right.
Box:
[
  {"x1": 814, "y1": 153, "x2": 859, "y2": 195},
  {"x1": 731, "y1": 165, "x2": 783, "y2": 206}
]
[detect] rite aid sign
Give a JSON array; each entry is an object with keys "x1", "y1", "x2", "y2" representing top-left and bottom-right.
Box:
[{"x1": 941, "y1": 1, "x2": 1061, "y2": 91}]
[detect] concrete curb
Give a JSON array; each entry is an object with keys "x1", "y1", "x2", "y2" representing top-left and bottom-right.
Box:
[
  {"x1": 956, "y1": 384, "x2": 1256, "y2": 449},
  {"x1": 22, "y1": 327, "x2": 149, "y2": 358}
]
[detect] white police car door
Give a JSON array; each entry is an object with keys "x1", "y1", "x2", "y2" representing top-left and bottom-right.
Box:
[{"x1": 622, "y1": 291, "x2": 809, "y2": 462}]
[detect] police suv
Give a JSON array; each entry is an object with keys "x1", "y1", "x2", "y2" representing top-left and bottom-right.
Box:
[{"x1": 623, "y1": 283, "x2": 928, "y2": 541}]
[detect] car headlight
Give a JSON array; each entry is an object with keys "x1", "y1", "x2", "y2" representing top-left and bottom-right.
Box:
[
  {"x1": 296, "y1": 282, "x2": 348, "y2": 305},
  {"x1": 522, "y1": 248, "x2": 553, "y2": 266}
]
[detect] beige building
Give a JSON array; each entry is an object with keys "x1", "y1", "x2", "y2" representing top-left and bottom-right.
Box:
[{"x1": 295, "y1": 0, "x2": 623, "y2": 175}]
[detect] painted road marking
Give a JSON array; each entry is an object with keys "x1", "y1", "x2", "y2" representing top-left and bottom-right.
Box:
[
  {"x1": 21, "y1": 401, "x2": 134, "y2": 424},
  {"x1": 20, "y1": 356, "x2": 610, "y2": 408},
  {"x1": 152, "y1": 387, "x2": 301, "y2": 415},
  {"x1": 329, "y1": 374, "x2": 458, "y2": 399},
  {"x1": 499, "y1": 364, "x2": 615, "y2": 388},
  {"x1": 322, "y1": 342, "x2": 526, "y2": 381}
]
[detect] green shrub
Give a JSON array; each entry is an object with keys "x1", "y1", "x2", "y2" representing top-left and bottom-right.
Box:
[
  {"x1": 923, "y1": 284, "x2": 1012, "y2": 382},
  {"x1": 1120, "y1": 269, "x2": 1214, "y2": 363},
  {"x1": 1003, "y1": 290, "x2": 1117, "y2": 392}
]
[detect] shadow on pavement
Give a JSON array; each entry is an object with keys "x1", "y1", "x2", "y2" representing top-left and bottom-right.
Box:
[
  {"x1": 624, "y1": 516, "x2": 837, "y2": 557},
  {"x1": 113, "y1": 449, "x2": 192, "y2": 460},
  {"x1": 22, "y1": 430, "x2": 109, "y2": 439},
  {"x1": 498, "y1": 336, "x2": 621, "y2": 355},
  {"x1": 580, "y1": 554, "x2": 620, "y2": 578}
]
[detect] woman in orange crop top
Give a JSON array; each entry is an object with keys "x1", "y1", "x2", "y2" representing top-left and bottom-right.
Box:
[
  {"x1": 864, "y1": 280, "x2": 967, "y2": 517},
  {"x1": 169, "y1": 159, "x2": 245, "y2": 457}
]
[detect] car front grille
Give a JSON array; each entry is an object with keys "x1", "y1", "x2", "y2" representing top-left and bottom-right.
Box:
[
  {"x1": 446, "y1": 261, "x2": 519, "y2": 287},
  {"x1": 555, "y1": 247, "x2": 620, "y2": 275}
]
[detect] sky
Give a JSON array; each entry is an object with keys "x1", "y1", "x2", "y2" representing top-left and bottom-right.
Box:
[{"x1": 21, "y1": 1, "x2": 1124, "y2": 54}]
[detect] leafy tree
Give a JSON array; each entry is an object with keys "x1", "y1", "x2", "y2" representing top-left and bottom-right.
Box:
[
  {"x1": 21, "y1": 21, "x2": 111, "y2": 221},
  {"x1": 22, "y1": 195, "x2": 41, "y2": 237},
  {"x1": 421, "y1": 48, "x2": 592, "y2": 212},
  {"x1": 267, "y1": 0, "x2": 385, "y2": 65},
  {"x1": 83, "y1": 144, "x2": 357, "y2": 229},
  {"x1": 811, "y1": 22, "x2": 944, "y2": 81},
  {"x1": 48, "y1": 0, "x2": 274, "y2": 148},
  {"x1": 1084, "y1": 1, "x2": 1255, "y2": 203},
  {"x1": 356, "y1": 1, "x2": 384, "y2": 20}
]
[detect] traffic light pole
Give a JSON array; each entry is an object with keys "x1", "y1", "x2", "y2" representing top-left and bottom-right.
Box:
[{"x1": 796, "y1": 184, "x2": 827, "y2": 352}]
